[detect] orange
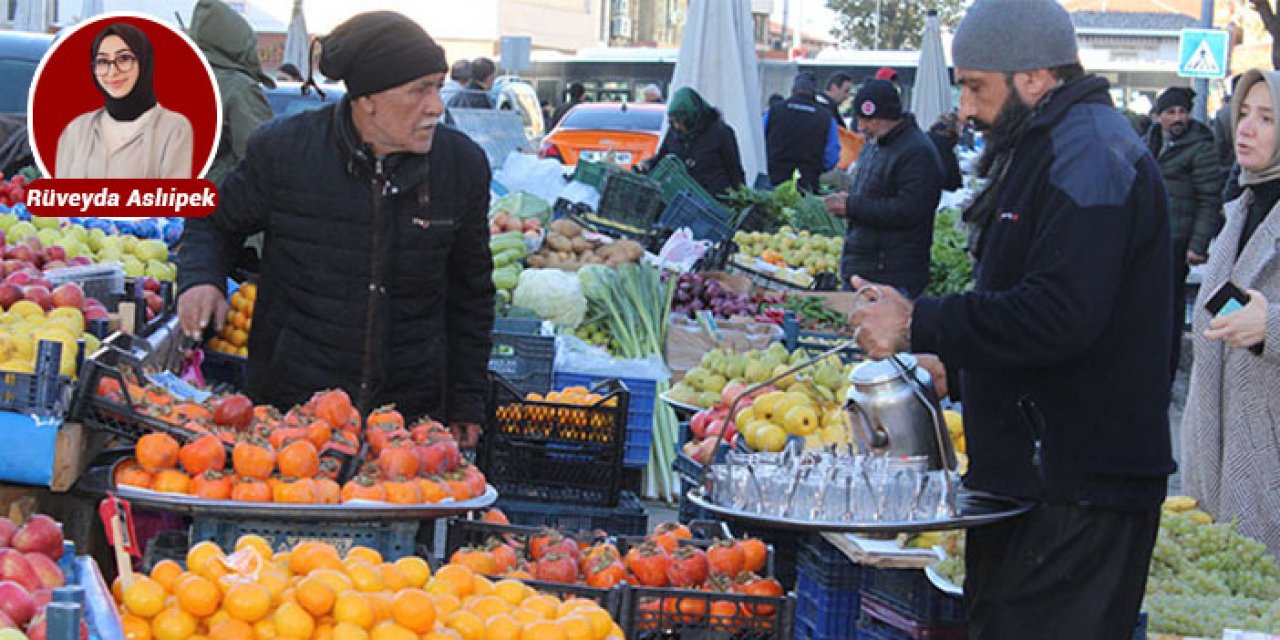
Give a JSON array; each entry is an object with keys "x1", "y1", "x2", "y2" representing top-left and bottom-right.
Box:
[
  {"x1": 207, "y1": 619, "x2": 255, "y2": 640},
  {"x1": 253, "y1": 618, "x2": 277, "y2": 639},
  {"x1": 310, "y1": 568, "x2": 355, "y2": 594},
  {"x1": 258, "y1": 567, "x2": 292, "y2": 604},
  {"x1": 332, "y1": 621, "x2": 370, "y2": 640},
  {"x1": 175, "y1": 574, "x2": 221, "y2": 618},
  {"x1": 346, "y1": 547, "x2": 383, "y2": 565},
  {"x1": 233, "y1": 535, "x2": 274, "y2": 564},
  {"x1": 392, "y1": 556, "x2": 430, "y2": 588},
  {"x1": 519, "y1": 619, "x2": 565, "y2": 640},
  {"x1": 512, "y1": 608, "x2": 543, "y2": 626},
  {"x1": 471, "y1": 575, "x2": 494, "y2": 597},
  {"x1": 223, "y1": 582, "x2": 272, "y2": 623},
  {"x1": 445, "y1": 610, "x2": 485, "y2": 640},
  {"x1": 425, "y1": 578, "x2": 459, "y2": 600},
  {"x1": 314, "y1": 622, "x2": 336, "y2": 640},
  {"x1": 123, "y1": 577, "x2": 167, "y2": 619},
  {"x1": 492, "y1": 580, "x2": 530, "y2": 607},
  {"x1": 388, "y1": 588, "x2": 435, "y2": 633},
  {"x1": 150, "y1": 607, "x2": 198, "y2": 640},
  {"x1": 369, "y1": 620, "x2": 417, "y2": 640},
  {"x1": 558, "y1": 615, "x2": 593, "y2": 640},
  {"x1": 579, "y1": 607, "x2": 613, "y2": 639},
  {"x1": 273, "y1": 602, "x2": 316, "y2": 639},
  {"x1": 379, "y1": 564, "x2": 410, "y2": 592},
  {"x1": 333, "y1": 590, "x2": 375, "y2": 630},
  {"x1": 423, "y1": 632, "x2": 463, "y2": 640},
  {"x1": 520, "y1": 595, "x2": 559, "y2": 621},
  {"x1": 291, "y1": 541, "x2": 342, "y2": 575},
  {"x1": 466, "y1": 595, "x2": 512, "y2": 619},
  {"x1": 433, "y1": 593, "x2": 462, "y2": 618},
  {"x1": 484, "y1": 614, "x2": 521, "y2": 640},
  {"x1": 121, "y1": 614, "x2": 152, "y2": 640},
  {"x1": 297, "y1": 574, "x2": 337, "y2": 617},
  {"x1": 112, "y1": 575, "x2": 125, "y2": 603},
  {"x1": 149, "y1": 560, "x2": 184, "y2": 593},
  {"x1": 346, "y1": 562, "x2": 385, "y2": 592},
  {"x1": 366, "y1": 591, "x2": 393, "y2": 623},
  {"x1": 187, "y1": 542, "x2": 223, "y2": 576},
  {"x1": 433, "y1": 565, "x2": 475, "y2": 598},
  {"x1": 206, "y1": 610, "x2": 233, "y2": 631}
]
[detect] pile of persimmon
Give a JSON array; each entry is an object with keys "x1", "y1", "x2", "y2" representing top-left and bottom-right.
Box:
[
  {"x1": 113, "y1": 535, "x2": 627, "y2": 640},
  {"x1": 112, "y1": 388, "x2": 488, "y2": 505},
  {"x1": 494, "y1": 385, "x2": 621, "y2": 439},
  {"x1": 208, "y1": 282, "x2": 256, "y2": 357}
]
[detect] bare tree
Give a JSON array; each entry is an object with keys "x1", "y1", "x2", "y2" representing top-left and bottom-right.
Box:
[{"x1": 1250, "y1": 0, "x2": 1280, "y2": 69}]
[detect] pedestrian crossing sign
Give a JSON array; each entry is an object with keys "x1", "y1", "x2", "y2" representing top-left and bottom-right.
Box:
[{"x1": 1178, "y1": 29, "x2": 1228, "y2": 79}]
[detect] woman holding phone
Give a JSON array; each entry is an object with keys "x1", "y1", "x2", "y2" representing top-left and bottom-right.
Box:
[
  {"x1": 1183, "y1": 68, "x2": 1280, "y2": 556},
  {"x1": 55, "y1": 22, "x2": 193, "y2": 179}
]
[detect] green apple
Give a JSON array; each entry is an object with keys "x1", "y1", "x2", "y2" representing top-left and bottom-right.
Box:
[
  {"x1": 6, "y1": 220, "x2": 36, "y2": 242},
  {"x1": 88, "y1": 228, "x2": 107, "y2": 251},
  {"x1": 32, "y1": 215, "x2": 61, "y2": 231}
]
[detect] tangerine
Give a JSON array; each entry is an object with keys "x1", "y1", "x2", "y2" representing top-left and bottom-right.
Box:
[
  {"x1": 445, "y1": 609, "x2": 485, "y2": 640},
  {"x1": 296, "y1": 575, "x2": 337, "y2": 617},
  {"x1": 121, "y1": 614, "x2": 152, "y2": 640},
  {"x1": 207, "y1": 619, "x2": 255, "y2": 640},
  {"x1": 223, "y1": 582, "x2": 272, "y2": 623},
  {"x1": 175, "y1": 574, "x2": 221, "y2": 618},
  {"x1": 519, "y1": 619, "x2": 566, "y2": 640},
  {"x1": 149, "y1": 560, "x2": 183, "y2": 593},
  {"x1": 332, "y1": 621, "x2": 370, "y2": 640},
  {"x1": 333, "y1": 590, "x2": 374, "y2": 630},
  {"x1": 273, "y1": 602, "x2": 316, "y2": 639},
  {"x1": 150, "y1": 607, "x2": 198, "y2": 640},
  {"x1": 434, "y1": 564, "x2": 475, "y2": 598},
  {"x1": 389, "y1": 588, "x2": 435, "y2": 633},
  {"x1": 123, "y1": 577, "x2": 167, "y2": 619},
  {"x1": 392, "y1": 556, "x2": 430, "y2": 588},
  {"x1": 369, "y1": 621, "x2": 417, "y2": 640}
]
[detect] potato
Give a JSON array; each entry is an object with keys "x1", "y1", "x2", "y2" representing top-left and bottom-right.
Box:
[
  {"x1": 550, "y1": 219, "x2": 583, "y2": 239},
  {"x1": 571, "y1": 236, "x2": 594, "y2": 253},
  {"x1": 526, "y1": 254, "x2": 547, "y2": 268},
  {"x1": 547, "y1": 233, "x2": 573, "y2": 253}
]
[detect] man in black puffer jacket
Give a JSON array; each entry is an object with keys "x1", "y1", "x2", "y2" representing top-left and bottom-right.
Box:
[
  {"x1": 178, "y1": 12, "x2": 495, "y2": 448},
  {"x1": 646, "y1": 87, "x2": 745, "y2": 199},
  {"x1": 827, "y1": 80, "x2": 942, "y2": 298}
]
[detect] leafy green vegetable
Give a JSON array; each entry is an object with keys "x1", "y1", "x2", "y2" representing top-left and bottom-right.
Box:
[{"x1": 926, "y1": 207, "x2": 974, "y2": 297}]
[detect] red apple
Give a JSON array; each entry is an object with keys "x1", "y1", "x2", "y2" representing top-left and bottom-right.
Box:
[
  {"x1": 1, "y1": 261, "x2": 22, "y2": 276},
  {"x1": 40, "y1": 261, "x2": 65, "y2": 271},
  {"x1": 10, "y1": 516, "x2": 62, "y2": 560},
  {"x1": 49, "y1": 284, "x2": 83, "y2": 310},
  {"x1": 67, "y1": 257, "x2": 92, "y2": 267},
  {"x1": 0, "y1": 285, "x2": 21, "y2": 311},
  {"x1": 83, "y1": 306, "x2": 109, "y2": 321},
  {"x1": 0, "y1": 520, "x2": 15, "y2": 548},
  {"x1": 20, "y1": 287, "x2": 51, "y2": 311},
  {"x1": 21, "y1": 555, "x2": 61, "y2": 591},
  {"x1": 21, "y1": 239, "x2": 40, "y2": 255},
  {"x1": 0, "y1": 551, "x2": 39, "y2": 593},
  {"x1": 28, "y1": 588, "x2": 50, "y2": 611},
  {"x1": 39, "y1": 246, "x2": 64, "y2": 263},
  {"x1": 24, "y1": 613, "x2": 43, "y2": 640},
  {"x1": 0, "y1": 608, "x2": 13, "y2": 628},
  {"x1": 27, "y1": 278, "x2": 49, "y2": 291},
  {"x1": 143, "y1": 290, "x2": 164, "y2": 316},
  {"x1": 0, "y1": 581, "x2": 34, "y2": 627},
  {"x1": 137, "y1": 276, "x2": 161, "y2": 293},
  {"x1": 690, "y1": 410, "x2": 712, "y2": 440},
  {"x1": 3, "y1": 246, "x2": 32, "y2": 264}
]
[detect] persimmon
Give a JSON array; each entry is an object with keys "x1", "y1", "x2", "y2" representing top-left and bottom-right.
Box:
[
  {"x1": 309, "y1": 389, "x2": 353, "y2": 429},
  {"x1": 179, "y1": 434, "x2": 227, "y2": 475},
  {"x1": 136, "y1": 432, "x2": 180, "y2": 472},
  {"x1": 278, "y1": 439, "x2": 320, "y2": 478},
  {"x1": 191, "y1": 471, "x2": 234, "y2": 500},
  {"x1": 152, "y1": 469, "x2": 192, "y2": 494},
  {"x1": 450, "y1": 547, "x2": 497, "y2": 576},
  {"x1": 230, "y1": 477, "x2": 271, "y2": 502},
  {"x1": 445, "y1": 477, "x2": 473, "y2": 501},
  {"x1": 314, "y1": 477, "x2": 341, "y2": 504},
  {"x1": 418, "y1": 478, "x2": 447, "y2": 503},
  {"x1": 304, "y1": 420, "x2": 332, "y2": 450},
  {"x1": 376, "y1": 445, "x2": 418, "y2": 480},
  {"x1": 114, "y1": 459, "x2": 154, "y2": 489},
  {"x1": 172, "y1": 402, "x2": 213, "y2": 424},
  {"x1": 383, "y1": 479, "x2": 422, "y2": 504},
  {"x1": 268, "y1": 426, "x2": 307, "y2": 450},
  {"x1": 341, "y1": 475, "x2": 386, "y2": 502},
  {"x1": 366, "y1": 405, "x2": 404, "y2": 431},
  {"x1": 482, "y1": 509, "x2": 510, "y2": 525},
  {"x1": 232, "y1": 441, "x2": 276, "y2": 480}
]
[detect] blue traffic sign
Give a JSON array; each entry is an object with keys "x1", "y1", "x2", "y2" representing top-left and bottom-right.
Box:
[{"x1": 1179, "y1": 29, "x2": 1229, "y2": 79}]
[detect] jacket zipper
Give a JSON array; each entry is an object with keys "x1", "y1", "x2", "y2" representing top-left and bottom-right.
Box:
[
  {"x1": 1016, "y1": 396, "x2": 1047, "y2": 481},
  {"x1": 359, "y1": 158, "x2": 387, "y2": 415}
]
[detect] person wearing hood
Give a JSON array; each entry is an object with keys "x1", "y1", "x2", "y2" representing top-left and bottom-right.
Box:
[
  {"x1": 1146, "y1": 85, "x2": 1224, "y2": 378},
  {"x1": 764, "y1": 71, "x2": 840, "y2": 192},
  {"x1": 643, "y1": 87, "x2": 745, "y2": 199},
  {"x1": 178, "y1": 12, "x2": 495, "y2": 449},
  {"x1": 56, "y1": 22, "x2": 194, "y2": 179},
  {"x1": 189, "y1": 0, "x2": 275, "y2": 187}
]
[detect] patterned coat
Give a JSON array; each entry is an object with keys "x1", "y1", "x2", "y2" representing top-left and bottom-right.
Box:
[{"x1": 1183, "y1": 189, "x2": 1280, "y2": 556}]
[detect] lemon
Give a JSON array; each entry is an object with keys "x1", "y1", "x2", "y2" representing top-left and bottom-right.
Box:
[
  {"x1": 8, "y1": 300, "x2": 44, "y2": 319},
  {"x1": 0, "y1": 359, "x2": 32, "y2": 373},
  {"x1": 47, "y1": 307, "x2": 85, "y2": 332}
]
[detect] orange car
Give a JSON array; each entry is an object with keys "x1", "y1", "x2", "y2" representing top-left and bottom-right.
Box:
[{"x1": 538, "y1": 102, "x2": 666, "y2": 168}]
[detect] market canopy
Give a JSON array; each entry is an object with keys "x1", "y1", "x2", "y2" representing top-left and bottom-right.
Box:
[
  {"x1": 282, "y1": 0, "x2": 310, "y2": 75},
  {"x1": 911, "y1": 10, "x2": 951, "y2": 131},
  {"x1": 669, "y1": 0, "x2": 767, "y2": 186}
]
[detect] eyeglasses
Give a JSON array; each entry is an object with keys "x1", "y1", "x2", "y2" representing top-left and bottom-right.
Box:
[{"x1": 93, "y1": 53, "x2": 137, "y2": 76}]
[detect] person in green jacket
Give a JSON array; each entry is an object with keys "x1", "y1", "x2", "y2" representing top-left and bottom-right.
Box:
[
  {"x1": 189, "y1": 0, "x2": 274, "y2": 187},
  {"x1": 1146, "y1": 86, "x2": 1224, "y2": 378}
]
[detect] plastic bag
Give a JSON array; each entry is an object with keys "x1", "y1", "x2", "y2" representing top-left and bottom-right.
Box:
[
  {"x1": 558, "y1": 181, "x2": 601, "y2": 211},
  {"x1": 493, "y1": 152, "x2": 569, "y2": 205},
  {"x1": 491, "y1": 192, "x2": 552, "y2": 223},
  {"x1": 512, "y1": 268, "x2": 587, "y2": 328},
  {"x1": 654, "y1": 228, "x2": 711, "y2": 272},
  {"x1": 556, "y1": 334, "x2": 671, "y2": 382}
]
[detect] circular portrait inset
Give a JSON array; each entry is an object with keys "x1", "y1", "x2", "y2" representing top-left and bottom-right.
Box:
[{"x1": 29, "y1": 13, "x2": 221, "y2": 180}]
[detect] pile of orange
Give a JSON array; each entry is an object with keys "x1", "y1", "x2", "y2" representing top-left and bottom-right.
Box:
[
  {"x1": 209, "y1": 283, "x2": 257, "y2": 357},
  {"x1": 115, "y1": 536, "x2": 625, "y2": 640}
]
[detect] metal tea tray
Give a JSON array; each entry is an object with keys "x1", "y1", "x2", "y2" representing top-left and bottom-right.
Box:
[
  {"x1": 113, "y1": 484, "x2": 498, "y2": 520},
  {"x1": 685, "y1": 486, "x2": 1033, "y2": 534}
]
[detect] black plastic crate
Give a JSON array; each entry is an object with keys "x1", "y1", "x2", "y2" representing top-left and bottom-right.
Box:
[
  {"x1": 856, "y1": 595, "x2": 966, "y2": 640},
  {"x1": 494, "y1": 491, "x2": 649, "y2": 536},
  {"x1": 795, "y1": 570, "x2": 860, "y2": 639},
  {"x1": 201, "y1": 349, "x2": 246, "y2": 390},
  {"x1": 488, "y1": 318, "x2": 555, "y2": 396},
  {"x1": 593, "y1": 171, "x2": 665, "y2": 238},
  {"x1": 781, "y1": 312, "x2": 861, "y2": 358},
  {"x1": 190, "y1": 518, "x2": 421, "y2": 560},
  {"x1": 444, "y1": 518, "x2": 604, "y2": 558},
  {"x1": 70, "y1": 354, "x2": 208, "y2": 445},
  {"x1": 519, "y1": 578, "x2": 623, "y2": 612},
  {"x1": 798, "y1": 535, "x2": 862, "y2": 590},
  {"x1": 0, "y1": 340, "x2": 74, "y2": 415},
  {"x1": 648, "y1": 156, "x2": 730, "y2": 215},
  {"x1": 620, "y1": 583, "x2": 796, "y2": 640},
  {"x1": 614, "y1": 530, "x2": 776, "y2": 579},
  {"x1": 859, "y1": 567, "x2": 966, "y2": 626},
  {"x1": 656, "y1": 191, "x2": 733, "y2": 245},
  {"x1": 730, "y1": 523, "x2": 806, "y2": 592},
  {"x1": 480, "y1": 373, "x2": 629, "y2": 507}
]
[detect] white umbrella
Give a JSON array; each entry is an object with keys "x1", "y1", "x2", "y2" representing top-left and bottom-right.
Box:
[
  {"x1": 13, "y1": 0, "x2": 49, "y2": 33},
  {"x1": 281, "y1": 0, "x2": 310, "y2": 75},
  {"x1": 669, "y1": 0, "x2": 767, "y2": 185},
  {"x1": 912, "y1": 10, "x2": 951, "y2": 131},
  {"x1": 77, "y1": 0, "x2": 105, "y2": 22}
]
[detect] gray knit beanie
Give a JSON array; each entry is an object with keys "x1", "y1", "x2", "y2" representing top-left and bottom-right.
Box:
[{"x1": 952, "y1": 0, "x2": 1080, "y2": 73}]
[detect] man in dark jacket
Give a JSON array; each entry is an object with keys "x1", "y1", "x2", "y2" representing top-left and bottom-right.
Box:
[
  {"x1": 1147, "y1": 86, "x2": 1224, "y2": 376},
  {"x1": 177, "y1": 12, "x2": 495, "y2": 448},
  {"x1": 816, "y1": 72, "x2": 853, "y2": 129},
  {"x1": 764, "y1": 72, "x2": 839, "y2": 192},
  {"x1": 646, "y1": 87, "x2": 745, "y2": 199},
  {"x1": 850, "y1": 1, "x2": 1172, "y2": 637},
  {"x1": 927, "y1": 112, "x2": 964, "y2": 192},
  {"x1": 548, "y1": 82, "x2": 586, "y2": 130},
  {"x1": 826, "y1": 80, "x2": 942, "y2": 298},
  {"x1": 189, "y1": 0, "x2": 274, "y2": 187},
  {"x1": 448, "y1": 57, "x2": 494, "y2": 110}
]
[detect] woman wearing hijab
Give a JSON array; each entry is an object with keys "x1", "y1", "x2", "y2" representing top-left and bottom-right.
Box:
[
  {"x1": 55, "y1": 22, "x2": 194, "y2": 179},
  {"x1": 646, "y1": 87, "x2": 745, "y2": 199},
  {"x1": 1183, "y1": 68, "x2": 1280, "y2": 557}
]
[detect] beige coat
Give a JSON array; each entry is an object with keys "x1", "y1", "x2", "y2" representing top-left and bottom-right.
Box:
[
  {"x1": 54, "y1": 105, "x2": 193, "y2": 179},
  {"x1": 1183, "y1": 189, "x2": 1280, "y2": 556}
]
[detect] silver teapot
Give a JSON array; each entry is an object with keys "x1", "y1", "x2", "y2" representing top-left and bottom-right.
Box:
[{"x1": 844, "y1": 354, "x2": 957, "y2": 471}]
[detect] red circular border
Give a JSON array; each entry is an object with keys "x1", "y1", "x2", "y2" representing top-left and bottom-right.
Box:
[{"x1": 29, "y1": 13, "x2": 221, "y2": 179}]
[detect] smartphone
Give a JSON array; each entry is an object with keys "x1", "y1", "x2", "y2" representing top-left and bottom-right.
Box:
[{"x1": 1206, "y1": 281, "x2": 1251, "y2": 317}]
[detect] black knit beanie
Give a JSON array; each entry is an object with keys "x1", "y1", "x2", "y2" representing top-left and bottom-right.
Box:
[
  {"x1": 1156, "y1": 87, "x2": 1195, "y2": 114},
  {"x1": 92, "y1": 23, "x2": 157, "y2": 122},
  {"x1": 319, "y1": 12, "x2": 448, "y2": 98}
]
